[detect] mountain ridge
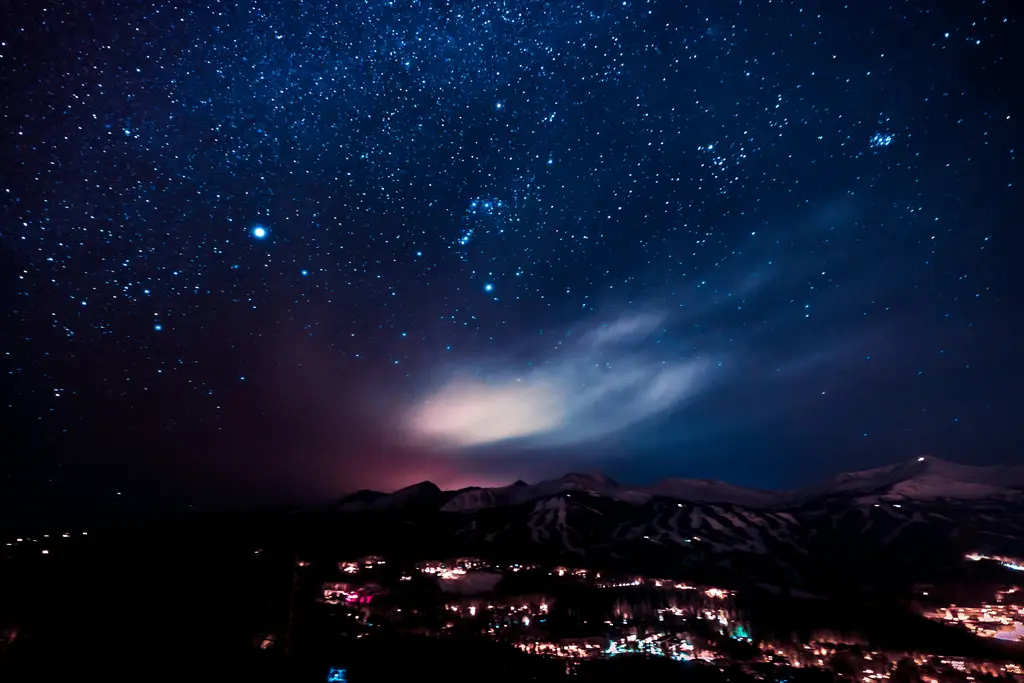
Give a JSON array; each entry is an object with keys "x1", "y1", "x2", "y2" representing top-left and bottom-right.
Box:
[{"x1": 337, "y1": 456, "x2": 1024, "y2": 513}]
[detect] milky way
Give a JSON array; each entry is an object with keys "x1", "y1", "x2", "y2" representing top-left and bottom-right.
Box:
[{"x1": 1, "y1": 0, "x2": 1019, "y2": 511}]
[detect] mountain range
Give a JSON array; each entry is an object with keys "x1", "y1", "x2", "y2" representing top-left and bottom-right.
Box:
[
  {"x1": 339, "y1": 456, "x2": 1024, "y2": 512},
  {"x1": 329, "y1": 457, "x2": 1024, "y2": 596}
]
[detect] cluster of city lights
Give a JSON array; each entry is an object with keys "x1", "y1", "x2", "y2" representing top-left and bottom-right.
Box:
[
  {"x1": 421, "y1": 565, "x2": 468, "y2": 580},
  {"x1": 316, "y1": 556, "x2": 1024, "y2": 679},
  {"x1": 925, "y1": 603, "x2": 1024, "y2": 642},
  {"x1": 338, "y1": 556, "x2": 386, "y2": 574},
  {"x1": 5, "y1": 531, "x2": 88, "y2": 555},
  {"x1": 965, "y1": 552, "x2": 1024, "y2": 573}
]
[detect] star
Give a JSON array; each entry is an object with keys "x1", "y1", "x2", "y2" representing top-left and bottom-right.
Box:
[{"x1": 0, "y1": 0, "x2": 1016, "y2": 508}]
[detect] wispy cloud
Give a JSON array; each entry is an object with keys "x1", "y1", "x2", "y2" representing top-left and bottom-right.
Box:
[
  {"x1": 404, "y1": 312, "x2": 710, "y2": 449},
  {"x1": 399, "y1": 196, "x2": 906, "y2": 456}
]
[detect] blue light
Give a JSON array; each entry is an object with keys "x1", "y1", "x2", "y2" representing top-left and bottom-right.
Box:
[
  {"x1": 326, "y1": 668, "x2": 348, "y2": 683},
  {"x1": 154, "y1": 324, "x2": 163, "y2": 332},
  {"x1": 301, "y1": 269, "x2": 309, "y2": 277},
  {"x1": 870, "y1": 132, "x2": 894, "y2": 148},
  {"x1": 484, "y1": 283, "x2": 494, "y2": 292},
  {"x1": 251, "y1": 225, "x2": 268, "y2": 239}
]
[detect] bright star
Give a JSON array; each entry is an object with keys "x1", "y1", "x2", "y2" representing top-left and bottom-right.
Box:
[
  {"x1": 484, "y1": 283, "x2": 494, "y2": 292},
  {"x1": 251, "y1": 225, "x2": 268, "y2": 239},
  {"x1": 154, "y1": 324, "x2": 163, "y2": 332}
]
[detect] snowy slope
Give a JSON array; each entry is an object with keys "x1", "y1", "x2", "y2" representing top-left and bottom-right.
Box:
[
  {"x1": 441, "y1": 481, "x2": 531, "y2": 512},
  {"x1": 800, "y1": 456, "x2": 1024, "y2": 503},
  {"x1": 885, "y1": 476, "x2": 1011, "y2": 500}
]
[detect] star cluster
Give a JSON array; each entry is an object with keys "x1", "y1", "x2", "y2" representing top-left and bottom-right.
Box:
[{"x1": 1, "y1": 0, "x2": 1019, "y2": 511}]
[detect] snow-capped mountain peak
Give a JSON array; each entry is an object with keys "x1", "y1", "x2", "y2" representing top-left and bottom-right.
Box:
[{"x1": 817, "y1": 455, "x2": 1024, "y2": 503}]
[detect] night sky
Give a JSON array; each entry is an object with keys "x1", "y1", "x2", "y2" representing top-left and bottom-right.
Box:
[{"x1": 1, "y1": 0, "x2": 1020, "y2": 522}]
